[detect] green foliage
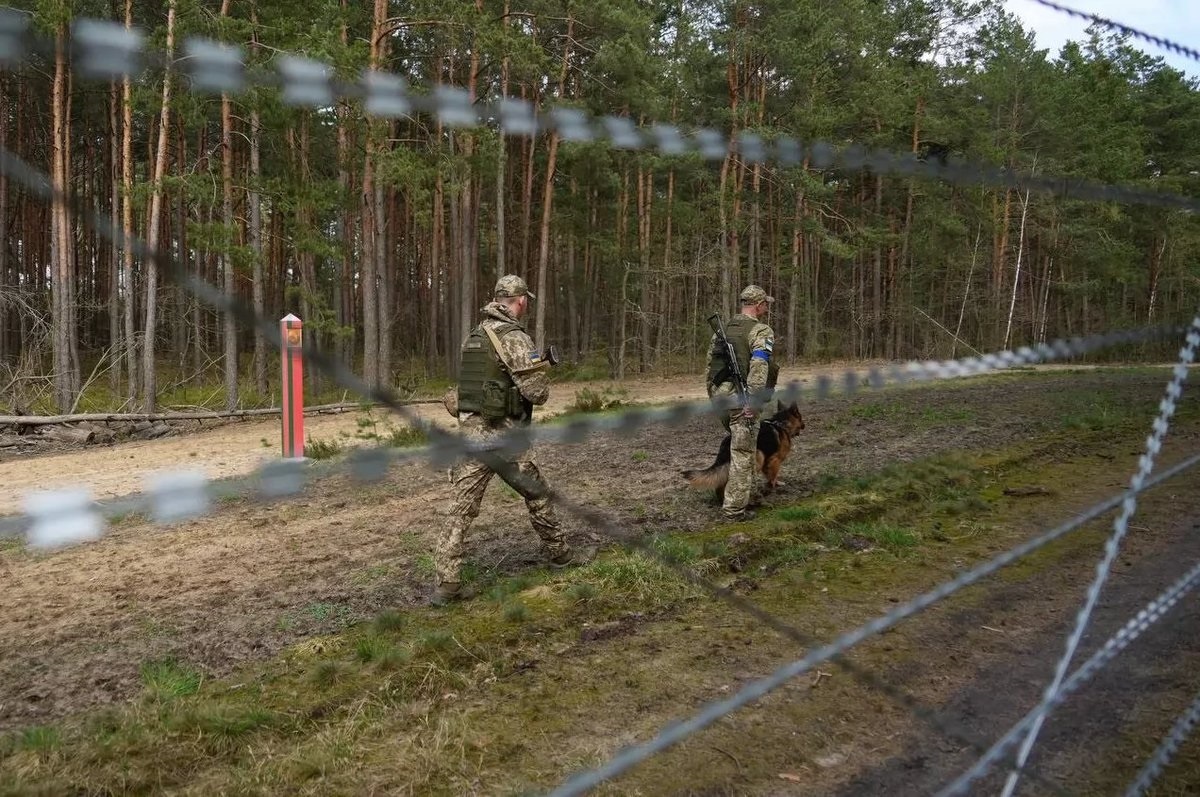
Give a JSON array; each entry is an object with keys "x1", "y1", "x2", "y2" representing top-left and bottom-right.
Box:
[
  {"x1": 373, "y1": 610, "x2": 405, "y2": 634},
  {"x1": 502, "y1": 601, "x2": 531, "y2": 623},
  {"x1": 353, "y1": 634, "x2": 396, "y2": 664},
  {"x1": 13, "y1": 0, "x2": 1200, "y2": 409},
  {"x1": 305, "y1": 437, "x2": 344, "y2": 460},
  {"x1": 18, "y1": 726, "x2": 61, "y2": 752},
  {"x1": 352, "y1": 408, "x2": 429, "y2": 449},
  {"x1": 565, "y1": 386, "x2": 629, "y2": 415},
  {"x1": 140, "y1": 659, "x2": 203, "y2": 701}
]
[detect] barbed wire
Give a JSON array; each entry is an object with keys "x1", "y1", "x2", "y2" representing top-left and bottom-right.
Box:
[
  {"x1": 544, "y1": 447, "x2": 1200, "y2": 796},
  {"x1": 0, "y1": 9, "x2": 1198, "y2": 215},
  {"x1": 1123, "y1": 691, "x2": 1200, "y2": 797},
  {"x1": 937, "y1": 556, "x2": 1200, "y2": 797},
  {"x1": 2, "y1": 7, "x2": 1198, "y2": 791},
  {"x1": 998, "y1": 317, "x2": 1198, "y2": 797},
  {"x1": 0, "y1": 142, "x2": 1086, "y2": 797},
  {"x1": 1031, "y1": 0, "x2": 1200, "y2": 64}
]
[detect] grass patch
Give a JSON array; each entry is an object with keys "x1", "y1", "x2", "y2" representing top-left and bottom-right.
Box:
[
  {"x1": 373, "y1": 610, "x2": 405, "y2": 633},
  {"x1": 1060, "y1": 398, "x2": 1137, "y2": 431},
  {"x1": 140, "y1": 659, "x2": 202, "y2": 700},
  {"x1": 354, "y1": 633, "x2": 396, "y2": 664},
  {"x1": 418, "y1": 629, "x2": 455, "y2": 653},
  {"x1": 0, "y1": 536, "x2": 25, "y2": 554},
  {"x1": 167, "y1": 703, "x2": 276, "y2": 743},
  {"x1": 775, "y1": 506, "x2": 822, "y2": 523},
  {"x1": 846, "y1": 521, "x2": 921, "y2": 553},
  {"x1": 502, "y1": 601, "x2": 531, "y2": 623},
  {"x1": 18, "y1": 726, "x2": 61, "y2": 752},
  {"x1": 565, "y1": 582, "x2": 598, "y2": 603},
  {"x1": 305, "y1": 437, "x2": 345, "y2": 460},
  {"x1": 309, "y1": 660, "x2": 348, "y2": 688},
  {"x1": 563, "y1": 386, "x2": 629, "y2": 415},
  {"x1": 379, "y1": 425, "x2": 428, "y2": 448},
  {"x1": 486, "y1": 574, "x2": 538, "y2": 603}
]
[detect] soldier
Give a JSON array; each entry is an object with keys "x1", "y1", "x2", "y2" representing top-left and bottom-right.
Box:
[
  {"x1": 705, "y1": 284, "x2": 777, "y2": 521},
  {"x1": 433, "y1": 274, "x2": 591, "y2": 606}
]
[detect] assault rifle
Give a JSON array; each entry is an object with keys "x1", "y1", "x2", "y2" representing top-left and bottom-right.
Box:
[{"x1": 707, "y1": 312, "x2": 749, "y2": 410}]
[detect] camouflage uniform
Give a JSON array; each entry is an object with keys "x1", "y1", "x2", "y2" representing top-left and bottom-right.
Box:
[
  {"x1": 708, "y1": 285, "x2": 776, "y2": 519},
  {"x1": 435, "y1": 276, "x2": 571, "y2": 592}
]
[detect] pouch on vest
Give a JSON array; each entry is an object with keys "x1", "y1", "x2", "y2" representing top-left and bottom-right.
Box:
[{"x1": 456, "y1": 322, "x2": 524, "y2": 422}]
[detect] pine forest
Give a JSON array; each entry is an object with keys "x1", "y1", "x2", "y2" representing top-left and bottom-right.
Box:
[{"x1": 2, "y1": 0, "x2": 1199, "y2": 413}]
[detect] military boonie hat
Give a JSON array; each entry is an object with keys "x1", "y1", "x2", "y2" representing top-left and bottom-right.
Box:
[
  {"x1": 740, "y1": 284, "x2": 774, "y2": 304},
  {"x1": 495, "y1": 274, "x2": 536, "y2": 300}
]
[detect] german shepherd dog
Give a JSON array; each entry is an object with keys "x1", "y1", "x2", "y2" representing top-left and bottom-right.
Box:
[{"x1": 681, "y1": 402, "x2": 806, "y2": 504}]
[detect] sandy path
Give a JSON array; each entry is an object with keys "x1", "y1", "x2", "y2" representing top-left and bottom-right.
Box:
[
  {"x1": 0, "y1": 362, "x2": 1178, "y2": 515},
  {"x1": 0, "y1": 376, "x2": 710, "y2": 514}
]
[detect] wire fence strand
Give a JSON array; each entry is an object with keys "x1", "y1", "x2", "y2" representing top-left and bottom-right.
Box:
[{"x1": 2, "y1": 2, "x2": 1199, "y2": 791}]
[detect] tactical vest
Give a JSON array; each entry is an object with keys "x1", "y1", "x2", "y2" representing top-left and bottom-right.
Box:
[
  {"x1": 707, "y1": 315, "x2": 755, "y2": 389},
  {"x1": 456, "y1": 322, "x2": 527, "y2": 421},
  {"x1": 707, "y1": 316, "x2": 780, "y2": 402}
]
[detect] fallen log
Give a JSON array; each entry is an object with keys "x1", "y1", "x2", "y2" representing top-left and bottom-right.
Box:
[
  {"x1": 134, "y1": 422, "x2": 173, "y2": 440},
  {"x1": 38, "y1": 426, "x2": 96, "y2": 445},
  {"x1": 0, "y1": 399, "x2": 441, "y2": 428}
]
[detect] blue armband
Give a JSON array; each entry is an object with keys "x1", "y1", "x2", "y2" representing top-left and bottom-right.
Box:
[{"x1": 751, "y1": 349, "x2": 771, "y2": 362}]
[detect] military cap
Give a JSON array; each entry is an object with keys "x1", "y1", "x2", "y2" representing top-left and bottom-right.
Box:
[
  {"x1": 495, "y1": 274, "x2": 536, "y2": 300},
  {"x1": 739, "y1": 284, "x2": 774, "y2": 304}
]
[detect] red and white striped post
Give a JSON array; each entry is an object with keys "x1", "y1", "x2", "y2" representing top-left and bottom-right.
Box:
[{"x1": 280, "y1": 313, "x2": 304, "y2": 459}]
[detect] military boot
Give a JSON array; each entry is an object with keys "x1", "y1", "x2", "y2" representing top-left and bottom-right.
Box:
[{"x1": 549, "y1": 545, "x2": 597, "y2": 569}]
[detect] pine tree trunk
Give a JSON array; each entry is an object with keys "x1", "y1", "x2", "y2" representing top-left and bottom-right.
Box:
[
  {"x1": 359, "y1": 0, "x2": 387, "y2": 390},
  {"x1": 174, "y1": 127, "x2": 187, "y2": 365},
  {"x1": 377, "y1": 178, "x2": 391, "y2": 385},
  {"x1": 335, "y1": 1, "x2": 354, "y2": 372},
  {"x1": 582, "y1": 188, "x2": 597, "y2": 357},
  {"x1": 141, "y1": 0, "x2": 176, "y2": 413},
  {"x1": 121, "y1": 0, "x2": 138, "y2": 402},
  {"x1": 638, "y1": 166, "x2": 653, "y2": 372},
  {"x1": 534, "y1": 15, "x2": 571, "y2": 351},
  {"x1": 434, "y1": 166, "x2": 448, "y2": 374},
  {"x1": 107, "y1": 79, "x2": 121, "y2": 391},
  {"x1": 220, "y1": 0, "x2": 238, "y2": 408},
  {"x1": 495, "y1": 0, "x2": 510, "y2": 282},
  {"x1": 0, "y1": 78, "x2": 10, "y2": 364},
  {"x1": 249, "y1": 109, "x2": 266, "y2": 396},
  {"x1": 1148, "y1": 233, "x2": 1166, "y2": 323},
  {"x1": 50, "y1": 21, "x2": 75, "y2": 412},
  {"x1": 1003, "y1": 186, "x2": 1032, "y2": 349},
  {"x1": 788, "y1": 190, "x2": 802, "y2": 366}
]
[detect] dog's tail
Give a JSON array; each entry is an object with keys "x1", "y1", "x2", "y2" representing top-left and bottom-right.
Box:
[
  {"x1": 681, "y1": 461, "x2": 730, "y2": 490},
  {"x1": 681, "y1": 436, "x2": 732, "y2": 490}
]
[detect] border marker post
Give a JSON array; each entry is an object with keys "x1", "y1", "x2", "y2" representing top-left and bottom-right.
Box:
[{"x1": 281, "y1": 313, "x2": 304, "y2": 458}]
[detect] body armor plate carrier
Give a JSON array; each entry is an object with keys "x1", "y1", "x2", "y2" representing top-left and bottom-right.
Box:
[
  {"x1": 706, "y1": 315, "x2": 779, "y2": 396},
  {"x1": 457, "y1": 322, "x2": 527, "y2": 421}
]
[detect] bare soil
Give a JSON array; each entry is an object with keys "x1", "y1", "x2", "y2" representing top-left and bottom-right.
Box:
[
  {"x1": 1, "y1": 367, "x2": 1198, "y2": 795},
  {"x1": 0, "y1": 375, "x2": 712, "y2": 514}
]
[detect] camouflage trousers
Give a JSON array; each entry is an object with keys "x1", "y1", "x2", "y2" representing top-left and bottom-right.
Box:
[
  {"x1": 435, "y1": 421, "x2": 568, "y2": 586},
  {"x1": 723, "y1": 414, "x2": 760, "y2": 517}
]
